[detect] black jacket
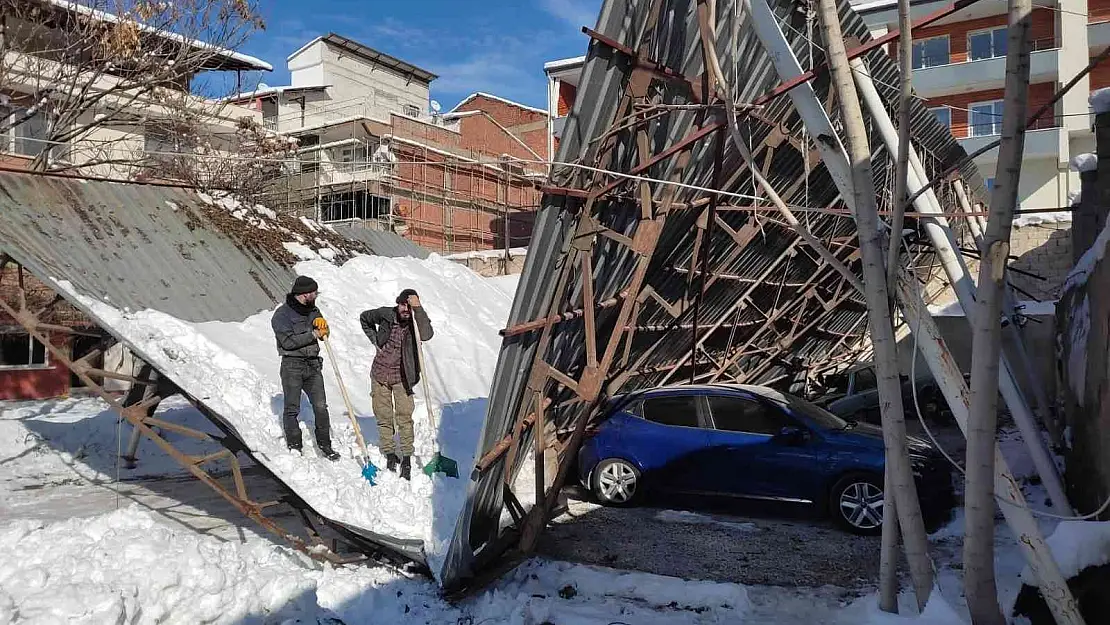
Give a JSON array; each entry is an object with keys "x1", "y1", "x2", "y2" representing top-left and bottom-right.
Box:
[
  {"x1": 360, "y1": 305, "x2": 434, "y2": 391},
  {"x1": 272, "y1": 296, "x2": 323, "y2": 358}
]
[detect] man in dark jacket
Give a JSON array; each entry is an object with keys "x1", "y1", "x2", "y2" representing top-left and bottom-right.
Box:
[
  {"x1": 360, "y1": 288, "x2": 433, "y2": 480},
  {"x1": 271, "y1": 275, "x2": 340, "y2": 461}
]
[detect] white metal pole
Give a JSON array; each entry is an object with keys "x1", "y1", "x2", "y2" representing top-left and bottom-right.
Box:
[{"x1": 851, "y1": 58, "x2": 1071, "y2": 514}]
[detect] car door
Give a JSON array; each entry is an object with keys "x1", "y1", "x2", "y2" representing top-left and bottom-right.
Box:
[
  {"x1": 622, "y1": 393, "x2": 710, "y2": 494},
  {"x1": 705, "y1": 393, "x2": 829, "y2": 502}
]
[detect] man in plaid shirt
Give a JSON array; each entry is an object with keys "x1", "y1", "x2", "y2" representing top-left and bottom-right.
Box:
[{"x1": 360, "y1": 289, "x2": 434, "y2": 480}]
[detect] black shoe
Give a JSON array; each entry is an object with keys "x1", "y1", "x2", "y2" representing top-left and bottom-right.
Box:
[
  {"x1": 287, "y1": 441, "x2": 303, "y2": 453},
  {"x1": 320, "y1": 447, "x2": 340, "y2": 461},
  {"x1": 386, "y1": 453, "x2": 400, "y2": 473},
  {"x1": 400, "y1": 456, "x2": 411, "y2": 481}
]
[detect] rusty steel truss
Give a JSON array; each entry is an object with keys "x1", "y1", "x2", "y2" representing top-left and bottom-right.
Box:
[{"x1": 441, "y1": 0, "x2": 986, "y2": 594}]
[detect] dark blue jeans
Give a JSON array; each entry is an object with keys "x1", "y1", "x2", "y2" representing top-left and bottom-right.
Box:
[{"x1": 280, "y1": 357, "x2": 331, "y2": 449}]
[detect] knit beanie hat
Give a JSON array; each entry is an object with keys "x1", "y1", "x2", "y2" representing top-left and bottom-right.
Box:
[{"x1": 291, "y1": 276, "x2": 319, "y2": 295}]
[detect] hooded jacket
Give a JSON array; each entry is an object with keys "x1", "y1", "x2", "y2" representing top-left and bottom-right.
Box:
[
  {"x1": 272, "y1": 294, "x2": 324, "y2": 358},
  {"x1": 360, "y1": 305, "x2": 434, "y2": 391}
]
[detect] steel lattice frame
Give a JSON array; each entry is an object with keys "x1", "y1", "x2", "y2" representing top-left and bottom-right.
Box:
[{"x1": 442, "y1": 0, "x2": 988, "y2": 595}]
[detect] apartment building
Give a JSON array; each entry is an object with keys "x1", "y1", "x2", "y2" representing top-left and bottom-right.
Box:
[
  {"x1": 853, "y1": 0, "x2": 1107, "y2": 214},
  {"x1": 230, "y1": 34, "x2": 545, "y2": 253},
  {"x1": 0, "y1": 0, "x2": 268, "y2": 178}
]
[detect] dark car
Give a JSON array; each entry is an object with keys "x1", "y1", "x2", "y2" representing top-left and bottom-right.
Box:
[
  {"x1": 815, "y1": 365, "x2": 952, "y2": 426},
  {"x1": 576, "y1": 384, "x2": 955, "y2": 535}
]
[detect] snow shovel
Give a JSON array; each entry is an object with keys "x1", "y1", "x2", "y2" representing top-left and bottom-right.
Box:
[
  {"x1": 411, "y1": 319, "x2": 458, "y2": 479},
  {"x1": 322, "y1": 336, "x2": 379, "y2": 485}
]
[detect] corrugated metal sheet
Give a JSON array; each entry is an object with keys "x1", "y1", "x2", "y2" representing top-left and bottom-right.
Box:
[
  {"x1": 0, "y1": 170, "x2": 426, "y2": 566},
  {"x1": 442, "y1": 0, "x2": 984, "y2": 589},
  {"x1": 330, "y1": 222, "x2": 432, "y2": 259}
]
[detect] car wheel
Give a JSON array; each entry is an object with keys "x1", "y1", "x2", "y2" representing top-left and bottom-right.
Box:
[
  {"x1": 592, "y1": 458, "x2": 642, "y2": 506},
  {"x1": 830, "y1": 474, "x2": 884, "y2": 535}
]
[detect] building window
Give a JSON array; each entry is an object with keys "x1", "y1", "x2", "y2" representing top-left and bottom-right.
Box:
[
  {"x1": 1, "y1": 105, "x2": 50, "y2": 157},
  {"x1": 970, "y1": 100, "x2": 1005, "y2": 136},
  {"x1": 144, "y1": 126, "x2": 192, "y2": 156},
  {"x1": 912, "y1": 36, "x2": 950, "y2": 69},
  {"x1": 0, "y1": 332, "x2": 48, "y2": 369},
  {"x1": 319, "y1": 191, "x2": 392, "y2": 222},
  {"x1": 928, "y1": 106, "x2": 952, "y2": 129},
  {"x1": 403, "y1": 104, "x2": 421, "y2": 118},
  {"x1": 968, "y1": 27, "x2": 1007, "y2": 62},
  {"x1": 298, "y1": 135, "x2": 320, "y2": 173}
]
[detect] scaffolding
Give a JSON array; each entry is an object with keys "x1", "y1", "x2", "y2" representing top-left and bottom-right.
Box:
[{"x1": 255, "y1": 98, "x2": 546, "y2": 257}]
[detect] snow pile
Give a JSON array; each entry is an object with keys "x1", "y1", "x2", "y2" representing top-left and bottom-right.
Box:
[
  {"x1": 836, "y1": 589, "x2": 965, "y2": 624},
  {"x1": 1091, "y1": 88, "x2": 1110, "y2": 115},
  {"x1": 54, "y1": 254, "x2": 516, "y2": 580},
  {"x1": 0, "y1": 506, "x2": 750, "y2": 624},
  {"x1": 1013, "y1": 211, "x2": 1072, "y2": 228},
  {"x1": 0, "y1": 397, "x2": 223, "y2": 489},
  {"x1": 1070, "y1": 153, "x2": 1097, "y2": 173},
  {"x1": 1021, "y1": 521, "x2": 1110, "y2": 585}
]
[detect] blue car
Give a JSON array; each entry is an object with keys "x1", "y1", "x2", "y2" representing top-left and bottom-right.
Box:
[{"x1": 576, "y1": 384, "x2": 954, "y2": 535}]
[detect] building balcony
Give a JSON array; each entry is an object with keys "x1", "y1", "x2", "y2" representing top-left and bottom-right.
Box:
[
  {"x1": 957, "y1": 125, "x2": 1063, "y2": 163},
  {"x1": 912, "y1": 47, "x2": 1059, "y2": 99}
]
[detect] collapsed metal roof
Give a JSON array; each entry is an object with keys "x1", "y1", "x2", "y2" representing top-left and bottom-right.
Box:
[
  {"x1": 329, "y1": 222, "x2": 433, "y2": 259},
  {"x1": 442, "y1": 0, "x2": 984, "y2": 591},
  {"x1": 0, "y1": 170, "x2": 424, "y2": 566}
]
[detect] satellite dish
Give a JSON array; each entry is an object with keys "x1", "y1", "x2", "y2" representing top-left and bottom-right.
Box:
[
  {"x1": 258, "y1": 82, "x2": 269, "y2": 89},
  {"x1": 430, "y1": 100, "x2": 442, "y2": 113}
]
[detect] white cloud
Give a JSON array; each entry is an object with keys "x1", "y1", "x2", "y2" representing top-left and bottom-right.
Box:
[{"x1": 540, "y1": 0, "x2": 601, "y2": 30}]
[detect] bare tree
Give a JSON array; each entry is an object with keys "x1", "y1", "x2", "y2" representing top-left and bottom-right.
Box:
[
  {"x1": 0, "y1": 0, "x2": 264, "y2": 173},
  {"x1": 815, "y1": 0, "x2": 934, "y2": 610},
  {"x1": 965, "y1": 0, "x2": 1034, "y2": 623}
]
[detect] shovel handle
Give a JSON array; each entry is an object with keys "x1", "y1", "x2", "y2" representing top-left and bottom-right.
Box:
[
  {"x1": 323, "y1": 336, "x2": 370, "y2": 457},
  {"x1": 411, "y1": 317, "x2": 437, "y2": 433}
]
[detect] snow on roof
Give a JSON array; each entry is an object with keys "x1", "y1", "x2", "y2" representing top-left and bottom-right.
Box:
[
  {"x1": 43, "y1": 0, "x2": 272, "y2": 72},
  {"x1": 445, "y1": 247, "x2": 528, "y2": 260},
  {"x1": 849, "y1": 0, "x2": 898, "y2": 11},
  {"x1": 222, "y1": 84, "x2": 329, "y2": 102},
  {"x1": 544, "y1": 56, "x2": 587, "y2": 72},
  {"x1": 448, "y1": 92, "x2": 548, "y2": 116},
  {"x1": 1013, "y1": 211, "x2": 1072, "y2": 228}
]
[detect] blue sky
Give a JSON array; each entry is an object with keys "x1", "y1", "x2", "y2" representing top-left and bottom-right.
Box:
[{"x1": 232, "y1": 0, "x2": 602, "y2": 110}]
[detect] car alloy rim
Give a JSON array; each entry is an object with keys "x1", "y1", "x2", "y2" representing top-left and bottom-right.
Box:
[
  {"x1": 839, "y1": 481, "x2": 884, "y2": 529},
  {"x1": 598, "y1": 461, "x2": 637, "y2": 503}
]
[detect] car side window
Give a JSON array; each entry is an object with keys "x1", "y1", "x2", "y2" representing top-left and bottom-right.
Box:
[
  {"x1": 854, "y1": 368, "x2": 877, "y2": 393},
  {"x1": 641, "y1": 396, "x2": 699, "y2": 428},
  {"x1": 708, "y1": 396, "x2": 788, "y2": 435}
]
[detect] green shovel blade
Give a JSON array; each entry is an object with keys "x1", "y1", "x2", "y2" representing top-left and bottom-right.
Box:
[{"x1": 422, "y1": 452, "x2": 459, "y2": 478}]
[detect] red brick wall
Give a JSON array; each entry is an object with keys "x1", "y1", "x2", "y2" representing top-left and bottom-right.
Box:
[
  {"x1": 912, "y1": 8, "x2": 1055, "y2": 63},
  {"x1": 1092, "y1": 61, "x2": 1110, "y2": 91},
  {"x1": 455, "y1": 94, "x2": 544, "y2": 128},
  {"x1": 0, "y1": 334, "x2": 72, "y2": 401},
  {"x1": 924, "y1": 82, "x2": 1056, "y2": 138},
  {"x1": 558, "y1": 82, "x2": 577, "y2": 117},
  {"x1": 1092, "y1": 0, "x2": 1110, "y2": 23},
  {"x1": 0, "y1": 154, "x2": 33, "y2": 170},
  {"x1": 453, "y1": 94, "x2": 548, "y2": 159}
]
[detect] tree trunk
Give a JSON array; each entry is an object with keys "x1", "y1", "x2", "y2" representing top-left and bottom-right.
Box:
[
  {"x1": 879, "y1": 0, "x2": 914, "y2": 612},
  {"x1": 815, "y1": 0, "x2": 933, "y2": 610},
  {"x1": 965, "y1": 1, "x2": 1033, "y2": 623}
]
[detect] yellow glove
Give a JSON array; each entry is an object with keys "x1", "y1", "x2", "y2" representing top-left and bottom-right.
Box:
[{"x1": 313, "y1": 317, "x2": 330, "y2": 338}]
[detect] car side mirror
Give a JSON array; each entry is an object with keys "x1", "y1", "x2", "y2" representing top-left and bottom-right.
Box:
[{"x1": 774, "y1": 426, "x2": 808, "y2": 446}]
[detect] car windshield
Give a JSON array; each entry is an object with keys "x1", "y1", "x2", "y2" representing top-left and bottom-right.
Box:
[{"x1": 779, "y1": 393, "x2": 848, "y2": 430}]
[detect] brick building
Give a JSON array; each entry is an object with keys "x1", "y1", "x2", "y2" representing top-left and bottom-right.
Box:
[{"x1": 229, "y1": 35, "x2": 546, "y2": 254}]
